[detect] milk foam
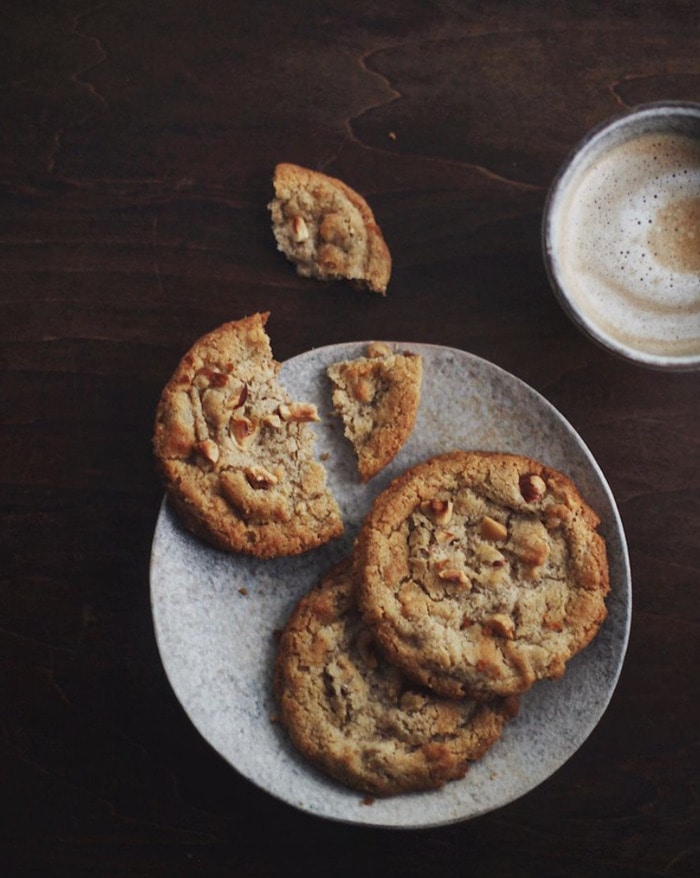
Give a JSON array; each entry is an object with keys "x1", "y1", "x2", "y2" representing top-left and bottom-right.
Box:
[{"x1": 551, "y1": 131, "x2": 700, "y2": 359}]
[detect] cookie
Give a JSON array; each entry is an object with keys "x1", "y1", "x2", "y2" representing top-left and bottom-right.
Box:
[
  {"x1": 153, "y1": 313, "x2": 343, "y2": 558},
  {"x1": 327, "y1": 342, "x2": 423, "y2": 482},
  {"x1": 354, "y1": 451, "x2": 610, "y2": 699},
  {"x1": 273, "y1": 560, "x2": 517, "y2": 797},
  {"x1": 268, "y1": 162, "x2": 392, "y2": 295}
]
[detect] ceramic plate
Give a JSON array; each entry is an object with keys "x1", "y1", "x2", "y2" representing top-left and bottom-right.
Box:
[{"x1": 150, "y1": 342, "x2": 631, "y2": 828}]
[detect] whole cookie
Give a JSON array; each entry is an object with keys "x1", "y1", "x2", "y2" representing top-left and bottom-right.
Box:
[
  {"x1": 153, "y1": 313, "x2": 343, "y2": 558},
  {"x1": 273, "y1": 560, "x2": 516, "y2": 797},
  {"x1": 355, "y1": 451, "x2": 610, "y2": 699}
]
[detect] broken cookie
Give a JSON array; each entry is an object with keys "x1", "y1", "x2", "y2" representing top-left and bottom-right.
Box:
[
  {"x1": 153, "y1": 312, "x2": 343, "y2": 558},
  {"x1": 268, "y1": 163, "x2": 392, "y2": 295},
  {"x1": 327, "y1": 342, "x2": 422, "y2": 481}
]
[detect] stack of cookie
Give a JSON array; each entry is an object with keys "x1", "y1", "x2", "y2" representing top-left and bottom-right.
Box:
[{"x1": 274, "y1": 450, "x2": 610, "y2": 798}]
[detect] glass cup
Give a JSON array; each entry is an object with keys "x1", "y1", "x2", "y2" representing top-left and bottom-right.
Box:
[{"x1": 543, "y1": 102, "x2": 700, "y2": 370}]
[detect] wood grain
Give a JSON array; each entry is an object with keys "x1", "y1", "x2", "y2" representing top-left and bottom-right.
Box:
[{"x1": 2, "y1": 1, "x2": 699, "y2": 875}]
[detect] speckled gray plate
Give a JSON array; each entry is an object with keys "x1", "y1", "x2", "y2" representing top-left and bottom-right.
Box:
[{"x1": 150, "y1": 342, "x2": 631, "y2": 828}]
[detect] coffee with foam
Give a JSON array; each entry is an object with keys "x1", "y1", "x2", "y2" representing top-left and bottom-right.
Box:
[{"x1": 546, "y1": 108, "x2": 700, "y2": 368}]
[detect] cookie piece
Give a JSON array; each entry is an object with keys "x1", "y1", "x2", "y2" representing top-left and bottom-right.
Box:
[
  {"x1": 268, "y1": 162, "x2": 391, "y2": 295},
  {"x1": 273, "y1": 559, "x2": 516, "y2": 797},
  {"x1": 355, "y1": 451, "x2": 610, "y2": 699},
  {"x1": 153, "y1": 313, "x2": 343, "y2": 558},
  {"x1": 327, "y1": 342, "x2": 423, "y2": 482}
]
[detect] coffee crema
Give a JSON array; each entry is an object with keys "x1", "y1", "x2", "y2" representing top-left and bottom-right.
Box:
[{"x1": 549, "y1": 130, "x2": 700, "y2": 359}]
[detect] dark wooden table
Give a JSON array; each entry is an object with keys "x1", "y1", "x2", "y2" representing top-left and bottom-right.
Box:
[{"x1": 2, "y1": 2, "x2": 699, "y2": 875}]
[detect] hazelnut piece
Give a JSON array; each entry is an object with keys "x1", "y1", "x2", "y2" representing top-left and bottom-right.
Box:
[
  {"x1": 193, "y1": 439, "x2": 219, "y2": 464},
  {"x1": 420, "y1": 499, "x2": 454, "y2": 526},
  {"x1": 230, "y1": 415, "x2": 258, "y2": 449},
  {"x1": 291, "y1": 215, "x2": 310, "y2": 243},
  {"x1": 484, "y1": 614, "x2": 515, "y2": 639},
  {"x1": 480, "y1": 515, "x2": 508, "y2": 541},
  {"x1": 437, "y1": 567, "x2": 471, "y2": 589},
  {"x1": 278, "y1": 402, "x2": 320, "y2": 423},
  {"x1": 232, "y1": 382, "x2": 248, "y2": 409},
  {"x1": 245, "y1": 465, "x2": 279, "y2": 490},
  {"x1": 519, "y1": 473, "x2": 547, "y2": 503}
]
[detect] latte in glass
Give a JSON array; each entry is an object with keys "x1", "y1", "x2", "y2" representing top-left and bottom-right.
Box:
[{"x1": 544, "y1": 104, "x2": 700, "y2": 370}]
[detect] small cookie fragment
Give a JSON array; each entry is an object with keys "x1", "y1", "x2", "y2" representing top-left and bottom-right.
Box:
[
  {"x1": 268, "y1": 163, "x2": 392, "y2": 295},
  {"x1": 153, "y1": 313, "x2": 343, "y2": 558},
  {"x1": 355, "y1": 451, "x2": 610, "y2": 699},
  {"x1": 273, "y1": 560, "x2": 516, "y2": 797},
  {"x1": 327, "y1": 343, "x2": 423, "y2": 482}
]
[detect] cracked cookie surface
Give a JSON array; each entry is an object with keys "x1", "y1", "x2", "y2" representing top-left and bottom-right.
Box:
[
  {"x1": 327, "y1": 342, "x2": 423, "y2": 482},
  {"x1": 273, "y1": 559, "x2": 516, "y2": 797},
  {"x1": 354, "y1": 451, "x2": 610, "y2": 699},
  {"x1": 268, "y1": 163, "x2": 391, "y2": 295},
  {"x1": 153, "y1": 313, "x2": 343, "y2": 558}
]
